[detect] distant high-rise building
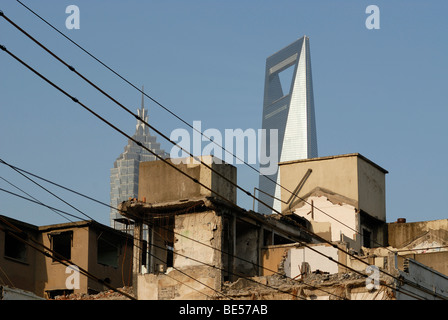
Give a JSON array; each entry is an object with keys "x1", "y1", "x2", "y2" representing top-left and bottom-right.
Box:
[
  {"x1": 110, "y1": 87, "x2": 167, "y2": 232},
  {"x1": 258, "y1": 36, "x2": 318, "y2": 214}
]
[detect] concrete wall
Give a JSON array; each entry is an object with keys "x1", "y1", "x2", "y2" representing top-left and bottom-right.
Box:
[
  {"x1": 396, "y1": 258, "x2": 448, "y2": 300},
  {"x1": 137, "y1": 210, "x2": 224, "y2": 300},
  {"x1": 285, "y1": 244, "x2": 339, "y2": 277},
  {"x1": 397, "y1": 251, "x2": 448, "y2": 278},
  {"x1": 261, "y1": 243, "x2": 339, "y2": 278},
  {"x1": 0, "y1": 218, "x2": 133, "y2": 299},
  {"x1": 261, "y1": 245, "x2": 289, "y2": 276},
  {"x1": 357, "y1": 157, "x2": 386, "y2": 222},
  {"x1": 388, "y1": 219, "x2": 448, "y2": 248},
  {"x1": 139, "y1": 156, "x2": 237, "y2": 205},
  {"x1": 87, "y1": 227, "x2": 133, "y2": 293},
  {"x1": 138, "y1": 265, "x2": 222, "y2": 300},
  {"x1": 37, "y1": 226, "x2": 90, "y2": 296},
  {"x1": 293, "y1": 195, "x2": 358, "y2": 244},
  {"x1": 278, "y1": 153, "x2": 387, "y2": 221},
  {"x1": 0, "y1": 222, "x2": 39, "y2": 294},
  {"x1": 37, "y1": 224, "x2": 133, "y2": 297},
  {"x1": 235, "y1": 219, "x2": 260, "y2": 277},
  {"x1": 173, "y1": 211, "x2": 221, "y2": 268},
  {"x1": 279, "y1": 155, "x2": 359, "y2": 212}
]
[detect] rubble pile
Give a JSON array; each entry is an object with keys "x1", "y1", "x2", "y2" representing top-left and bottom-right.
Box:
[
  {"x1": 53, "y1": 286, "x2": 134, "y2": 300},
  {"x1": 220, "y1": 271, "x2": 376, "y2": 300}
]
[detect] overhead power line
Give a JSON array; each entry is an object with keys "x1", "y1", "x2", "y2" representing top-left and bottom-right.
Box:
[
  {"x1": 0, "y1": 170, "x2": 341, "y2": 300},
  {"x1": 0, "y1": 215, "x2": 136, "y2": 300},
  {"x1": 0, "y1": 173, "x2": 424, "y2": 301},
  {"x1": 0, "y1": 10, "x2": 389, "y2": 264},
  {"x1": 0, "y1": 159, "x2": 346, "y2": 300},
  {"x1": 0, "y1": 179, "x2": 231, "y2": 299},
  {"x1": 7, "y1": 10, "x2": 396, "y2": 300},
  {"x1": 1, "y1": 8, "x2": 443, "y2": 299},
  {"x1": 0, "y1": 39, "x2": 440, "y2": 300},
  {"x1": 3, "y1": 5, "x2": 394, "y2": 254}
]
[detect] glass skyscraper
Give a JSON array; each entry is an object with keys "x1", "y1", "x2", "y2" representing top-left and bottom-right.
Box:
[
  {"x1": 110, "y1": 88, "x2": 167, "y2": 232},
  {"x1": 258, "y1": 36, "x2": 318, "y2": 214}
]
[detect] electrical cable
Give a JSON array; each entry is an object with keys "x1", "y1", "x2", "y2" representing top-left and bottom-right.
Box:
[
  {"x1": 0, "y1": 11, "x2": 395, "y2": 272},
  {"x1": 0, "y1": 156, "x2": 348, "y2": 300},
  {"x1": 0, "y1": 10, "x2": 441, "y2": 299},
  {"x1": 0, "y1": 9, "x2": 403, "y2": 278},
  {"x1": 0, "y1": 175, "x2": 423, "y2": 300},
  {"x1": 0, "y1": 159, "x2": 346, "y2": 300},
  {"x1": 0, "y1": 215, "x2": 136, "y2": 300},
  {"x1": 0, "y1": 185, "x2": 230, "y2": 299},
  {"x1": 9, "y1": 1, "x2": 392, "y2": 253},
  {"x1": 0, "y1": 185, "x2": 323, "y2": 300},
  {"x1": 144, "y1": 217, "x2": 342, "y2": 300},
  {"x1": 0, "y1": 175, "x2": 72, "y2": 222},
  {"x1": 0, "y1": 12, "x2": 409, "y2": 302},
  {"x1": 0, "y1": 169, "x2": 136, "y2": 289},
  {"x1": 0, "y1": 44, "x2": 438, "y2": 300},
  {"x1": 0, "y1": 159, "x2": 95, "y2": 222}
]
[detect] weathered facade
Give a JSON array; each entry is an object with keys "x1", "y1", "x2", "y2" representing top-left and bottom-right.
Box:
[
  {"x1": 387, "y1": 218, "x2": 448, "y2": 277},
  {"x1": 279, "y1": 153, "x2": 389, "y2": 252},
  {"x1": 251, "y1": 153, "x2": 448, "y2": 300},
  {"x1": 0, "y1": 215, "x2": 133, "y2": 299},
  {"x1": 118, "y1": 156, "x2": 312, "y2": 299},
  {"x1": 117, "y1": 154, "x2": 448, "y2": 300}
]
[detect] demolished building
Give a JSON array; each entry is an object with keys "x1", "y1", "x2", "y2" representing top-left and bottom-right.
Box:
[
  {"x1": 118, "y1": 154, "x2": 448, "y2": 300},
  {"x1": 118, "y1": 156, "x2": 315, "y2": 299},
  {"x1": 0, "y1": 215, "x2": 133, "y2": 299}
]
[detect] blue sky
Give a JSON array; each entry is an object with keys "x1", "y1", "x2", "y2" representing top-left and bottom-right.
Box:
[{"x1": 0, "y1": 0, "x2": 447, "y2": 227}]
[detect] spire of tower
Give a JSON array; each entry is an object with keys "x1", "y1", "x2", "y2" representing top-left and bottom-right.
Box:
[
  {"x1": 141, "y1": 85, "x2": 145, "y2": 110},
  {"x1": 136, "y1": 85, "x2": 149, "y2": 134}
]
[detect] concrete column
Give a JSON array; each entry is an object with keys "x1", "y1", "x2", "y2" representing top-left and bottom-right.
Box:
[
  {"x1": 133, "y1": 220, "x2": 143, "y2": 296},
  {"x1": 257, "y1": 225, "x2": 263, "y2": 276},
  {"x1": 230, "y1": 214, "x2": 237, "y2": 282}
]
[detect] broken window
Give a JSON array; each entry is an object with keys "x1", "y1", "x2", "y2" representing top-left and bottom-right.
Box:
[
  {"x1": 235, "y1": 219, "x2": 259, "y2": 277},
  {"x1": 51, "y1": 231, "x2": 72, "y2": 261},
  {"x1": 4, "y1": 231, "x2": 27, "y2": 262},
  {"x1": 141, "y1": 239, "x2": 148, "y2": 270},
  {"x1": 46, "y1": 289, "x2": 73, "y2": 299},
  {"x1": 263, "y1": 229, "x2": 273, "y2": 246},
  {"x1": 148, "y1": 215, "x2": 174, "y2": 273},
  {"x1": 363, "y1": 228, "x2": 372, "y2": 248},
  {"x1": 166, "y1": 241, "x2": 174, "y2": 268},
  {"x1": 97, "y1": 234, "x2": 119, "y2": 268},
  {"x1": 273, "y1": 233, "x2": 293, "y2": 245}
]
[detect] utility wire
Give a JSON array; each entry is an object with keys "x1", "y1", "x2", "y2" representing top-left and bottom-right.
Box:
[
  {"x1": 0, "y1": 11, "x2": 392, "y2": 267},
  {"x1": 0, "y1": 175, "x2": 71, "y2": 222},
  {"x1": 144, "y1": 216, "x2": 342, "y2": 300},
  {"x1": 0, "y1": 215, "x2": 136, "y2": 300},
  {"x1": 0, "y1": 159, "x2": 94, "y2": 221},
  {"x1": 0, "y1": 6, "x2": 425, "y2": 300},
  {"x1": 0, "y1": 184, "x2": 230, "y2": 299},
  {"x1": 0, "y1": 176, "x2": 424, "y2": 300},
  {"x1": 8, "y1": 2, "x2": 389, "y2": 252},
  {"x1": 0, "y1": 159, "x2": 346, "y2": 300},
  {"x1": 0, "y1": 10, "x2": 405, "y2": 301},
  {"x1": 0, "y1": 10, "x2": 439, "y2": 300},
  {"x1": 0, "y1": 182, "x2": 326, "y2": 300},
  {"x1": 0, "y1": 43, "x2": 438, "y2": 301},
  {"x1": 0, "y1": 186, "x2": 85, "y2": 222}
]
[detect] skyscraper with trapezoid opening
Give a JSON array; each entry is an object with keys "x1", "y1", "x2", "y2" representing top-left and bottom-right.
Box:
[{"x1": 257, "y1": 36, "x2": 318, "y2": 215}]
